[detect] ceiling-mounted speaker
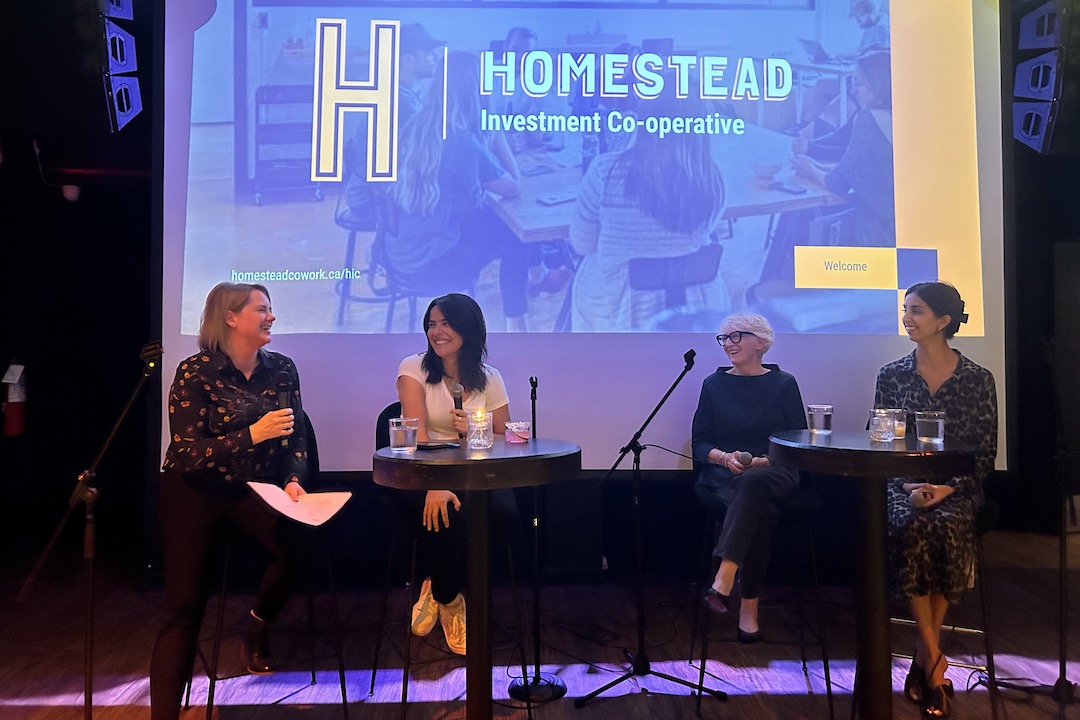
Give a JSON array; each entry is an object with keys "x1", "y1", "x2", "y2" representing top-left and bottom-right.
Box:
[
  {"x1": 100, "y1": 12, "x2": 141, "y2": 132},
  {"x1": 1012, "y1": 0, "x2": 1080, "y2": 154}
]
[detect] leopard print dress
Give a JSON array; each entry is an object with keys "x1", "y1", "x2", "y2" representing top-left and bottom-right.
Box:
[{"x1": 874, "y1": 350, "x2": 998, "y2": 603}]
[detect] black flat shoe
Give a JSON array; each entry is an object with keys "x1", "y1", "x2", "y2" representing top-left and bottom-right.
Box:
[
  {"x1": 921, "y1": 680, "x2": 954, "y2": 719},
  {"x1": 904, "y1": 658, "x2": 928, "y2": 704},
  {"x1": 703, "y1": 588, "x2": 729, "y2": 615},
  {"x1": 736, "y1": 627, "x2": 764, "y2": 644}
]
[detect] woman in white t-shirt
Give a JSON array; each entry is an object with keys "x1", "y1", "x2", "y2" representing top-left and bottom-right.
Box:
[{"x1": 394, "y1": 293, "x2": 513, "y2": 655}]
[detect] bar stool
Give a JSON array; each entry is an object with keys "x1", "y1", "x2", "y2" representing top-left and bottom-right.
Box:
[
  {"x1": 693, "y1": 479, "x2": 835, "y2": 719},
  {"x1": 885, "y1": 500, "x2": 1000, "y2": 720},
  {"x1": 185, "y1": 411, "x2": 349, "y2": 719},
  {"x1": 368, "y1": 402, "x2": 532, "y2": 718}
]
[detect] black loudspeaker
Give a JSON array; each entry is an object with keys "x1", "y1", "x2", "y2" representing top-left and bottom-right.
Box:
[
  {"x1": 1012, "y1": 0, "x2": 1080, "y2": 154},
  {"x1": 4, "y1": 2, "x2": 150, "y2": 181},
  {"x1": 101, "y1": 14, "x2": 143, "y2": 132}
]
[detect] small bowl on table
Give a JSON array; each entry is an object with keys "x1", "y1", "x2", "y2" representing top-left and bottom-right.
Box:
[{"x1": 749, "y1": 160, "x2": 783, "y2": 188}]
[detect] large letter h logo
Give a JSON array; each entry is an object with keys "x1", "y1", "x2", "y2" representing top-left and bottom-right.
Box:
[{"x1": 311, "y1": 19, "x2": 399, "y2": 182}]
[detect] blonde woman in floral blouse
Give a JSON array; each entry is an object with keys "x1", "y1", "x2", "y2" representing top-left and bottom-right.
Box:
[{"x1": 150, "y1": 282, "x2": 308, "y2": 720}]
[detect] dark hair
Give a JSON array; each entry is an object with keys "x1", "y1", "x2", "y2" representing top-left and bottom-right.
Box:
[
  {"x1": 390, "y1": 51, "x2": 483, "y2": 215},
  {"x1": 421, "y1": 293, "x2": 489, "y2": 391},
  {"x1": 616, "y1": 79, "x2": 726, "y2": 234},
  {"x1": 905, "y1": 281, "x2": 968, "y2": 338},
  {"x1": 505, "y1": 26, "x2": 538, "y2": 45}
]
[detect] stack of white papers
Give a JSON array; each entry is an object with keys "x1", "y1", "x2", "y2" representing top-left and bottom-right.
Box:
[{"x1": 247, "y1": 482, "x2": 352, "y2": 526}]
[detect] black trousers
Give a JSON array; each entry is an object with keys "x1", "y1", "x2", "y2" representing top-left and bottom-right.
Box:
[
  {"x1": 149, "y1": 472, "x2": 303, "y2": 720},
  {"x1": 388, "y1": 487, "x2": 519, "y2": 605},
  {"x1": 694, "y1": 465, "x2": 799, "y2": 599}
]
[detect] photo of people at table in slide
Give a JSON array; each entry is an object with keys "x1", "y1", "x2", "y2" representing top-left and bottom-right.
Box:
[{"x1": 173, "y1": 0, "x2": 986, "y2": 337}]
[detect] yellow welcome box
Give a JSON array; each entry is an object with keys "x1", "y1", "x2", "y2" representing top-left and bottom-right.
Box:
[{"x1": 793, "y1": 246, "x2": 897, "y2": 289}]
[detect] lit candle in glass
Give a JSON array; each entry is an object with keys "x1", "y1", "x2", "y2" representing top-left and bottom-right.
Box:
[{"x1": 467, "y1": 407, "x2": 494, "y2": 449}]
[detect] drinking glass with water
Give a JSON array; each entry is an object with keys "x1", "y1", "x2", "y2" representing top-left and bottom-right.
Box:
[
  {"x1": 389, "y1": 417, "x2": 419, "y2": 453},
  {"x1": 914, "y1": 411, "x2": 945, "y2": 444},
  {"x1": 807, "y1": 404, "x2": 833, "y2": 434}
]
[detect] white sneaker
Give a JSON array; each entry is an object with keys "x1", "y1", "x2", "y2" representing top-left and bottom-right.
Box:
[
  {"x1": 438, "y1": 593, "x2": 467, "y2": 655},
  {"x1": 410, "y1": 577, "x2": 438, "y2": 637}
]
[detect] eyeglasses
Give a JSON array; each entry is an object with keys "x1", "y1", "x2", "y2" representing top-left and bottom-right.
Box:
[{"x1": 716, "y1": 331, "x2": 757, "y2": 345}]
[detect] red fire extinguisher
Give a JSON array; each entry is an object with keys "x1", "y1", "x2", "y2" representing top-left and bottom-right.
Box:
[{"x1": 2, "y1": 361, "x2": 26, "y2": 437}]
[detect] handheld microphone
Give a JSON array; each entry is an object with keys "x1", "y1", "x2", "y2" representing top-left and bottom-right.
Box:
[
  {"x1": 451, "y1": 383, "x2": 465, "y2": 439},
  {"x1": 736, "y1": 451, "x2": 753, "y2": 466},
  {"x1": 908, "y1": 490, "x2": 932, "y2": 508},
  {"x1": 276, "y1": 371, "x2": 291, "y2": 448}
]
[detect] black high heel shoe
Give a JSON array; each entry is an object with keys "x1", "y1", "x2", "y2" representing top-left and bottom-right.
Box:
[
  {"x1": 736, "y1": 627, "x2": 764, "y2": 644},
  {"x1": 920, "y1": 652, "x2": 953, "y2": 718},
  {"x1": 703, "y1": 588, "x2": 730, "y2": 615},
  {"x1": 921, "y1": 680, "x2": 954, "y2": 719},
  {"x1": 904, "y1": 658, "x2": 928, "y2": 704}
]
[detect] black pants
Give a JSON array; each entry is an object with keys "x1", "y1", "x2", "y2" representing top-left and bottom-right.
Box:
[
  {"x1": 388, "y1": 487, "x2": 519, "y2": 605},
  {"x1": 149, "y1": 472, "x2": 303, "y2": 720},
  {"x1": 694, "y1": 465, "x2": 799, "y2": 599}
]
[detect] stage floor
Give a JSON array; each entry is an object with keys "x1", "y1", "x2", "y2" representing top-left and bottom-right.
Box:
[{"x1": 1, "y1": 530, "x2": 1077, "y2": 720}]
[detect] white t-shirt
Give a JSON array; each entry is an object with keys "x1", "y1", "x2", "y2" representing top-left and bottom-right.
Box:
[{"x1": 397, "y1": 353, "x2": 510, "y2": 440}]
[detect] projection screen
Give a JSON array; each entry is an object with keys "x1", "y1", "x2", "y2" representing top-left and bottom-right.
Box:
[{"x1": 162, "y1": 0, "x2": 1006, "y2": 471}]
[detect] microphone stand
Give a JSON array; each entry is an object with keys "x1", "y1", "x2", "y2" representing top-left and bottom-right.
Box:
[
  {"x1": 17, "y1": 342, "x2": 163, "y2": 720},
  {"x1": 574, "y1": 349, "x2": 727, "y2": 709},
  {"x1": 509, "y1": 376, "x2": 568, "y2": 703},
  {"x1": 993, "y1": 345, "x2": 1076, "y2": 717}
]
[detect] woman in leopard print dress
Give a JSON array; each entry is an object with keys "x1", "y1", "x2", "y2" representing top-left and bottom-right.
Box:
[{"x1": 874, "y1": 281, "x2": 997, "y2": 719}]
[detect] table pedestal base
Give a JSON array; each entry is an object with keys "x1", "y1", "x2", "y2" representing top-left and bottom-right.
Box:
[{"x1": 508, "y1": 673, "x2": 568, "y2": 703}]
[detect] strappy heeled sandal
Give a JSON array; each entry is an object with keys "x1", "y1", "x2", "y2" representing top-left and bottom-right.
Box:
[
  {"x1": 904, "y1": 657, "x2": 927, "y2": 704},
  {"x1": 920, "y1": 653, "x2": 954, "y2": 719},
  {"x1": 921, "y1": 680, "x2": 954, "y2": 719}
]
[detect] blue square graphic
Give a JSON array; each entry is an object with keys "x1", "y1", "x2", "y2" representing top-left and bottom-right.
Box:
[{"x1": 896, "y1": 249, "x2": 938, "y2": 289}]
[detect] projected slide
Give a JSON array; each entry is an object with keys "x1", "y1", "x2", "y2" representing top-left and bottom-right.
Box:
[{"x1": 176, "y1": 0, "x2": 984, "y2": 336}]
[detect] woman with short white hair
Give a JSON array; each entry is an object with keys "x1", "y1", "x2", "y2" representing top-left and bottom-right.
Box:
[{"x1": 690, "y1": 312, "x2": 806, "y2": 641}]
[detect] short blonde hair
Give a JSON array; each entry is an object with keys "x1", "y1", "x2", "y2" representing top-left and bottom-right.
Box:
[
  {"x1": 720, "y1": 313, "x2": 775, "y2": 354},
  {"x1": 198, "y1": 282, "x2": 270, "y2": 352}
]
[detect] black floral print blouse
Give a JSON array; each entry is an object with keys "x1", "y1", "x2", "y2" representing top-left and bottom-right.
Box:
[
  {"x1": 874, "y1": 349, "x2": 998, "y2": 496},
  {"x1": 162, "y1": 348, "x2": 307, "y2": 487}
]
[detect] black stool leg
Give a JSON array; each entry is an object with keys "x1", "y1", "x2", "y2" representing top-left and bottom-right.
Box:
[
  {"x1": 369, "y1": 520, "x2": 400, "y2": 696},
  {"x1": 399, "y1": 536, "x2": 418, "y2": 720},
  {"x1": 319, "y1": 533, "x2": 350, "y2": 719},
  {"x1": 977, "y1": 537, "x2": 999, "y2": 720},
  {"x1": 805, "y1": 524, "x2": 835, "y2": 720},
  {"x1": 689, "y1": 520, "x2": 721, "y2": 663},
  {"x1": 306, "y1": 589, "x2": 318, "y2": 686},
  {"x1": 206, "y1": 548, "x2": 230, "y2": 720},
  {"x1": 695, "y1": 591, "x2": 714, "y2": 717}
]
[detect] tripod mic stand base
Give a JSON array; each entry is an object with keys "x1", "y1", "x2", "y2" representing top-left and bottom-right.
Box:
[
  {"x1": 993, "y1": 678, "x2": 1077, "y2": 703},
  {"x1": 508, "y1": 672, "x2": 568, "y2": 703}
]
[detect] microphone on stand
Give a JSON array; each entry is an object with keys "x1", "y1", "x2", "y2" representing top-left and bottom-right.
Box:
[
  {"x1": 276, "y1": 371, "x2": 292, "y2": 448},
  {"x1": 529, "y1": 376, "x2": 538, "y2": 438},
  {"x1": 451, "y1": 383, "x2": 465, "y2": 438}
]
